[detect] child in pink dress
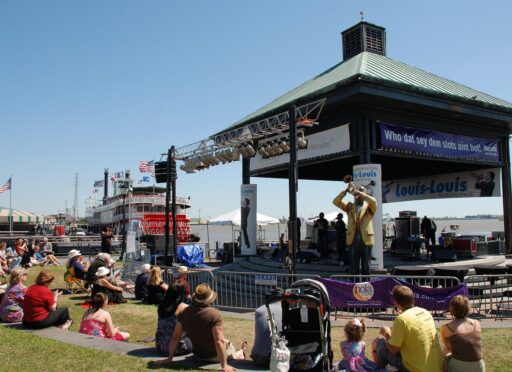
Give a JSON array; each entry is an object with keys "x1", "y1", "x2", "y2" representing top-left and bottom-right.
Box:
[
  {"x1": 79, "y1": 292, "x2": 129, "y2": 341},
  {"x1": 338, "y1": 318, "x2": 383, "y2": 372}
]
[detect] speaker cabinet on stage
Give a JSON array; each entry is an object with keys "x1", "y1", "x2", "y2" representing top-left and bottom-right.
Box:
[
  {"x1": 395, "y1": 217, "x2": 419, "y2": 239},
  {"x1": 431, "y1": 247, "x2": 457, "y2": 262}
]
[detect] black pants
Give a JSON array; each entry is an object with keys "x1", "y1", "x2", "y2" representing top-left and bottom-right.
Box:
[
  {"x1": 350, "y1": 232, "x2": 372, "y2": 276},
  {"x1": 23, "y1": 307, "x2": 70, "y2": 329},
  {"x1": 241, "y1": 226, "x2": 250, "y2": 248},
  {"x1": 318, "y1": 233, "x2": 328, "y2": 258},
  {"x1": 336, "y1": 234, "x2": 346, "y2": 258}
]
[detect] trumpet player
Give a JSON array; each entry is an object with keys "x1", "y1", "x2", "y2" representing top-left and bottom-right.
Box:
[{"x1": 333, "y1": 178, "x2": 377, "y2": 275}]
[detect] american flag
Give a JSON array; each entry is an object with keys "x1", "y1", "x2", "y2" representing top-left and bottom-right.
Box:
[
  {"x1": 94, "y1": 180, "x2": 104, "y2": 187},
  {"x1": 139, "y1": 160, "x2": 155, "y2": 173},
  {"x1": 0, "y1": 178, "x2": 11, "y2": 193}
]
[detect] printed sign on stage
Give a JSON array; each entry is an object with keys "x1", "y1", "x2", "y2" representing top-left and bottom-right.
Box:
[
  {"x1": 240, "y1": 184, "x2": 257, "y2": 255},
  {"x1": 382, "y1": 167, "x2": 501, "y2": 203},
  {"x1": 353, "y1": 164, "x2": 383, "y2": 269},
  {"x1": 319, "y1": 277, "x2": 469, "y2": 310},
  {"x1": 250, "y1": 125, "x2": 350, "y2": 172},
  {"x1": 380, "y1": 122, "x2": 500, "y2": 162}
]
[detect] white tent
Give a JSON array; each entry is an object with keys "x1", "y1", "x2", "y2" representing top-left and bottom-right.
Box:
[
  {"x1": 206, "y1": 209, "x2": 280, "y2": 260},
  {"x1": 208, "y1": 209, "x2": 279, "y2": 226}
]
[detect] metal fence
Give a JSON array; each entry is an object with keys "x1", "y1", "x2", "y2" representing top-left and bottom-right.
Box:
[
  {"x1": 121, "y1": 260, "x2": 512, "y2": 319},
  {"x1": 214, "y1": 271, "x2": 320, "y2": 310},
  {"x1": 464, "y1": 274, "x2": 512, "y2": 320}
]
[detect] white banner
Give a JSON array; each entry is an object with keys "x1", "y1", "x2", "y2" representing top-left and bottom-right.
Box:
[
  {"x1": 353, "y1": 164, "x2": 383, "y2": 270},
  {"x1": 382, "y1": 168, "x2": 501, "y2": 203},
  {"x1": 250, "y1": 125, "x2": 350, "y2": 172},
  {"x1": 240, "y1": 184, "x2": 257, "y2": 255}
]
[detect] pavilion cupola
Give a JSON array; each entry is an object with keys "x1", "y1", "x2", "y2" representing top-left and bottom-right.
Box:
[{"x1": 341, "y1": 21, "x2": 386, "y2": 60}]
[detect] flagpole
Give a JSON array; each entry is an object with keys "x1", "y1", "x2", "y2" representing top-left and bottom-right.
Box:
[
  {"x1": 9, "y1": 174, "x2": 12, "y2": 236},
  {"x1": 152, "y1": 158, "x2": 156, "y2": 196}
]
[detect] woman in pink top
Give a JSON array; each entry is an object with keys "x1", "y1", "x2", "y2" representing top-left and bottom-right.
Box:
[{"x1": 79, "y1": 292, "x2": 130, "y2": 341}]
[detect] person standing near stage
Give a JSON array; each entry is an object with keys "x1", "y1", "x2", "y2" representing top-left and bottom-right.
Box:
[
  {"x1": 101, "y1": 227, "x2": 113, "y2": 254},
  {"x1": 421, "y1": 216, "x2": 437, "y2": 246},
  {"x1": 335, "y1": 213, "x2": 347, "y2": 262},
  {"x1": 314, "y1": 213, "x2": 329, "y2": 258},
  {"x1": 333, "y1": 184, "x2": 377, "y2": 275}
]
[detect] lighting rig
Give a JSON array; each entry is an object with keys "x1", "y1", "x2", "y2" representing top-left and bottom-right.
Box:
[{"x1": 175, "y1": 98, "x2": 325, "y2": 173}]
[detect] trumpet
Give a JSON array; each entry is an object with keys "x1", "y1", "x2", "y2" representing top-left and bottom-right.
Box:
[{"x1": 343, "y1": 175, "x2": 356, "y2": 195}]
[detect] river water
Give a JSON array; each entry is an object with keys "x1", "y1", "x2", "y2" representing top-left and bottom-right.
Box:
[{"x1": 190, "y1": 219, "x2": 505, "y2": 246}]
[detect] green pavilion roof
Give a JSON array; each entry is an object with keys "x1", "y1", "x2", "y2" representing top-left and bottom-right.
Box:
[{"x1": 226, "y1": 51, "x2": 512, "y2": 131}]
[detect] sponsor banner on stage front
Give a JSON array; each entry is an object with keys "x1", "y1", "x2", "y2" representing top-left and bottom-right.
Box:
[
  {"x1": 382, "y1": 168, "x2": 501, "y2": 203},
  {"x1": 240, "y1": 184, "x2": 257, "y2": 255},
  {"x1": 250, "y1": 125, "x2": 350, "y2": 172},
  {"x1": 319, "y1": 277, "x2": 469, "y2": 310},
  {"x1": 380, "y1": 122, "x2": 500, "y2": 162},
  {"x1": 353, "y1": 164, "x2": 383, "y2": 269}
]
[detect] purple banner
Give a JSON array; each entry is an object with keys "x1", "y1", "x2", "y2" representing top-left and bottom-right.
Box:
[
  {"x1": 319, "y1": 277, "x2": 469, "y2": 311},
  {"x1": 380, "y1": 122, "x2": 500, "y2": 162}
]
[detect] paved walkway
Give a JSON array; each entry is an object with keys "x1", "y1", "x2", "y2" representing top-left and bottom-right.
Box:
[{"x1": 2, "y1": 308, "x2": 511, "y2": 371}]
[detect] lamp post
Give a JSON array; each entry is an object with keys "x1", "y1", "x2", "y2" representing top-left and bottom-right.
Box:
[
  {"x1": 119, "y1": 170, "x2": 130, "y2": 260},
  {"x1": 198, "y1": 209, "x2": 202, "y2": 224}
]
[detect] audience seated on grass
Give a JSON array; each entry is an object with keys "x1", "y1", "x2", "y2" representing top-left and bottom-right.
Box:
[
  {"x1": 173, "y1": 266, "x2": 191, "y2": 302},
  {"x1": 251, "y1": 299, "x2": 282, "y2": 368},
  {"x1": 146, "y1": 266, "x2": 168, "y2": 305},
  {"x1": 5, "y1": 243, "x2": 21, "y2": 270},
  {"x1": 0, "y1": 242, "x2": 11, "y2": 275},
  {"x1": 22, "y1": 270, "x2": 72, "y2": 330},
  {"x1": 79, "y1": 292, "x2": 129, "y2": 341},
  {"x1": 154, "y1": 283, "x2": 243, "y2": 372},
  {"x1": 91, "y1": 267, "x2": 126, "y2": 304},
  {"x1": 134, "y1": 264, "x2": 150, "y2": 302},
  {"x1": 440, "y1": 295, "x2": 485, "y2": 372},
  {"x1": 85, "y1": 253, "x2": 111, "y2": 283},
  {"x1": 66, "y1": 250, "x2": 89, "y2": 279},
  {"x1": 0, "y1": 268, "x2": 27, "y2": 323},
  {"x1": 155, "y1": 281, "x2": 192, "y2": 356}
]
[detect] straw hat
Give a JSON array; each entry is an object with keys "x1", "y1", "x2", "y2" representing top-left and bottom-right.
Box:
[
  {"x1": 178, "y1": 266, "x2": 188, "y2": 274},
  {"x1": 96, "y1": 267, "x2": 110, "y2": 277},
  {"x1": 192, "y1": 283, "x2": 217, "y2": 307},
  {"x1": 67, "y1": 250, "x2": 81, "y2": 259}
]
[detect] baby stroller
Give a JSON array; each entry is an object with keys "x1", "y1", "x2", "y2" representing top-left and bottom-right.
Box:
[{"x1": 266, "y1": 279, "x2": 333, "y2": 372}]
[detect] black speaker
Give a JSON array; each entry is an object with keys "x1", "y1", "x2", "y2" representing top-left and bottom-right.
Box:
[{"x1": 155, "y1": 161, "x2": 168, "y2": 183}]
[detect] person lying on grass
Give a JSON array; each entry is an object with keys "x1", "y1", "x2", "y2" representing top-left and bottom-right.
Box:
[{"x1": 79, "y1": 292, "x2": 129, "y2": 341}]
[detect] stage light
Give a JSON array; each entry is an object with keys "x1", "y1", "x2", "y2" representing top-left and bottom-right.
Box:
[
  {"x1": 231, "y1": 146, "x2": 241, "y2": 161},
  {"x1": 258, "y1": 143, "x2": 269, "y2": 158},
  {"x1": 264, "y1": 142, "x2": 275, "y2": 156},
  {"x1": 279, "y1": 138, "x2": 290, "y2": 153},
  {"x1": 241, "y1": 142, "x2": 256, "y2": 158},
  {"x1": 297, "y1": 118, "x2": 318, "y2": 127},
  {"x1": 297, "y1": 130, "x2": 308, "y2": 149},
  {"x1": 271, "y1": 140, "x2": 283, "y2": 155}
]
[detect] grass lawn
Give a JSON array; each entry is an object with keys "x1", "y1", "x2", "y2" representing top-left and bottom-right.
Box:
[{"x1": 10, "y1": 265, "x2": 511, "y2": 371}]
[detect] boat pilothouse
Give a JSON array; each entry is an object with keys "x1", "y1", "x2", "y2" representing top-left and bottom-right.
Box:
[{"x1": 86, "y1": 185, "x2": 191, "y2": 242}]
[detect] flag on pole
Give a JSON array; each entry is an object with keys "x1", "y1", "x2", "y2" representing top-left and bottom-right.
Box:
[
  {"x1": 0, "y1": 178, "x2": 11, "y2": 193},
  {"x1": 94, "y1": 180, "x2": 104, "y2": 187},
  {"x1": 139, "y1": 160, "x2": 155, "y2": 173}
]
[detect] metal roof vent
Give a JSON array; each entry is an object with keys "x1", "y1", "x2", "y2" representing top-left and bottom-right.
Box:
[{"x1": 342, "y1": 21, "x2": 386, "y2": 60}]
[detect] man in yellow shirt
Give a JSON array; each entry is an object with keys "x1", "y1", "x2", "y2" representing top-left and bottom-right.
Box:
[{"x1": 373, "y1": 285, "x2": 443, "y2": 372}]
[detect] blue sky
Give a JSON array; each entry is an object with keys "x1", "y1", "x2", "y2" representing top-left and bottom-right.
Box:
[{"x1": 1, "y1": 1, "x2": 511, "y2": 220}]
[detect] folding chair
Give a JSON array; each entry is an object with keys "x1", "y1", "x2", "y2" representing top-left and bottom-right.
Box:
[{"x1": 64, "y1": 266, "x2": 90, "y2": 294}]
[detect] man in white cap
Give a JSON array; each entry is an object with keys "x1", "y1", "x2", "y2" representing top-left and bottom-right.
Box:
[
  {"x1": 158, "y1": 283, "x2": 236, "y2": 372},
  {"x1": 85, "y1": 252, "x2": 110, "y2": 283},
  {"x1": 66, "y1": 249, "x2": 89, "y2": 280}
]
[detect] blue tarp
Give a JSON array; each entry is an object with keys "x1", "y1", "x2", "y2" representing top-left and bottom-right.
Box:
[{"x1": 176, "y1": 244, "x2": 207, "y2": 268}]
